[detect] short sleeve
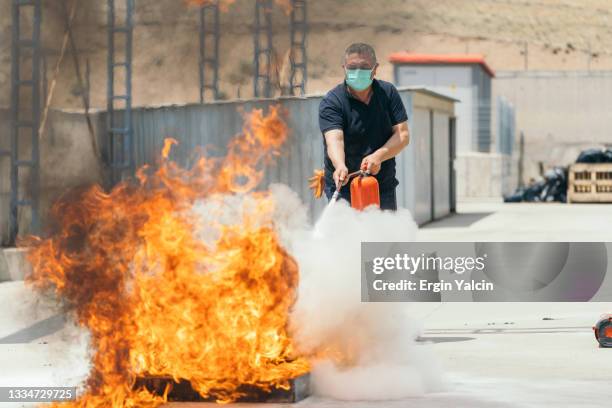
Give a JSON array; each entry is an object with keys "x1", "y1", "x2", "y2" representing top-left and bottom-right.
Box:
[
  {"x1": 319, "y1": 95, "x2": 344, "y2": 134},
  {"x1": 388, "y1": 86, "x2": 408, "y2": 126}
]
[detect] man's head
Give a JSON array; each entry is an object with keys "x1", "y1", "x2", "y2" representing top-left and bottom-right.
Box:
[{"x1": 342, "y1": 43, "x2": 378, "y2": 91}]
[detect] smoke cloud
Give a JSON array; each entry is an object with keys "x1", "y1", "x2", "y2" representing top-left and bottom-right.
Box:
[
  {"x1": 15, "y1": 183, "x2": 444, "y2": 401},
  {"x1": 269, "y1": 184, "x2": 446, "y2": 400}
]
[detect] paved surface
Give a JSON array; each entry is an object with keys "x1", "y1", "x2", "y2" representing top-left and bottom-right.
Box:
[
  {"x1": 418, "y1": 202, "x2": 612, "y2": 241},
  {"x1": 0, "y1": 281, "x2": 610, "y2": 408},
  {"x1": 167, "y1": 302, "x2": 612, "y2": 407},
  {"x1": 2, "y1": 202, "x2": 612, "y2": 407}
]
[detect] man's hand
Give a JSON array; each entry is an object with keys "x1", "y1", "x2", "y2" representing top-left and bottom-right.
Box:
[
  {"x1": 333, "y1": 164, "x2": 349, "y2": 189},
  {"x1": 361, "y1": 152, "x2": 383, "y2": 175}
]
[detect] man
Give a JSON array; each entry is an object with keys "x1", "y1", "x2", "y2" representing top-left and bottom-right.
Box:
[{"x1": 318, "y1": 43, "x2": 410, "y2": 210}]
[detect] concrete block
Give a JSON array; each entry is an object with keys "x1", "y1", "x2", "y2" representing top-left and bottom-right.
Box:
[
  {"x1": 456, "y1": 152, "x2": 517, "y2": 200},
  {"x1": 0, "y1": 251, "x2": 9, "y2": 282},
  {"x1": 2, "y1": 248, "x2": 32, "y2": 281}
]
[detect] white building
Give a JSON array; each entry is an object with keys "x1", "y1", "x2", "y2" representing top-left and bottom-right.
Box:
[{"x1": 390, "y1": 53, "x2": 516, "y2": 200}]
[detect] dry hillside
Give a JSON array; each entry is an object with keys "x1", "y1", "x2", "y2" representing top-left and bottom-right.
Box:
[{"x1": 3, "y1": 0, "x2": 612, "y2": 109}]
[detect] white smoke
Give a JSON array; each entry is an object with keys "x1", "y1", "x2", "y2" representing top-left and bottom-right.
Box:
[
  {"x1": 268, "y1": 184, "x2": 446, "y2": 400},
  {"x1": 5, "y1": 183, "x2": 444, "y2": 401},
  {"x1": 175, "y1": 183, "x2": 447, "y2": 400}
]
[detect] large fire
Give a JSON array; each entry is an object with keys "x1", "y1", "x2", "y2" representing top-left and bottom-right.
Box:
[{"x1": 25, "y1": 106, "x2": 310, "y2": 406}]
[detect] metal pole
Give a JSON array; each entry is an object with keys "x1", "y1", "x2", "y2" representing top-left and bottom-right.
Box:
[
  {"x1": 85, "y1": 57, "x2": 91, "y2": 106},
  {"x1": 9, "y1": 0, "x2": 42, "y2": 244},
  {"x1": 9, "y1": 1, "x2": 20, "y2": 243},
  {"x1": 107, "y1": 0, "x2": 134, "y2": 186},
  {"x1": 519, "y1": 131, "x2": 525, "y2": 188},
  {"x1": 253, "y1": 0, "x2": 260, "y2": 97},
  {"x1": 126, "y1": 0, "x2": 134, "y2": 178},
  {"x1": 199, "y1": 6, "x2": 205, "y2": 103},
  {"x1": 199, "y1": 1, "x2": 220, "y2": 102},
  {"x1": 213, "y1": 4, "x2": 220, "y2": 99},
  {"x1": 31, "y1": 0, "x2": 41, "y2": 233},
  {"x1": 265, "y1": 0, "x2": 272, "y2": 98},
  {"x1": 289, "y1": 0, "x2": 307, "y2": 95},
  {"x1": 107, "y1": 0, "x2": 115, "y2": 184},
  {"x1": 254, "y1": 0, "x2": 272, "y2": 98},
  {"x1": 42, "y1": 54, "x2": 47, "y2": 112}
]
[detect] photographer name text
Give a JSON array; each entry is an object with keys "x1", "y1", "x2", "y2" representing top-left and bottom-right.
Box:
[{"x1": 372, "y1": 279, "x2": 494, "y2": 292}]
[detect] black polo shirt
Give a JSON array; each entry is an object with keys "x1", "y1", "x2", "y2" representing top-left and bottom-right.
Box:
[{"x1": 318, "y1": 79, "x2": 408, "y2": 192}]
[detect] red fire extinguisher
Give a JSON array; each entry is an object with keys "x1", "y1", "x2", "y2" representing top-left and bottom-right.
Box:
[
  {"x1": 309, "y1": 168, "x2": 381, "y2": 211},
  {"x1": 349, "y1": 170, "x2": 380, "y2": 210}
]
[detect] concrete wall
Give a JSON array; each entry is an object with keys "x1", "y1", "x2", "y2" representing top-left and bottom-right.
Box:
[
  {"x1": 0, "y1": 110, "x2": 10, "y2": 245},
  {"x1": 0, "y1": 109, "x2": 103, "y2": 244},
  {"x1": 494, "y1": 70, "x2": 612, "y2": 183},
  {"x1": 455, "y1": 152, "x2": 517, "y2": 200}
]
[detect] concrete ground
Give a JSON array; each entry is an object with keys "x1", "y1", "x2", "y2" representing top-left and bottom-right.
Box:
[
  {"x1": 418, "y1": 201, "x2": 612, "y2": 241},
  {"x1": 1, "y1": 202, "x2": 611, "y2": 407},
  {"x1": 168, "y1": 300, "x2": 612, "y2": 407}
]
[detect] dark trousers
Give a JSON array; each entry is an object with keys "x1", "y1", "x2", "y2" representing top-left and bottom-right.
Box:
[{"x1": 324, "y1": 185, "x2": 397, "y2": 211}]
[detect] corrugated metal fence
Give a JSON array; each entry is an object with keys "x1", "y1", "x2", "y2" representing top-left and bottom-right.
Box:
[
  {"x1": 99, "y1": 96, "x2": 332, "y2": 220},
  {"x1": 97, "y1": 89, "x2": 453, "y2": 223}
]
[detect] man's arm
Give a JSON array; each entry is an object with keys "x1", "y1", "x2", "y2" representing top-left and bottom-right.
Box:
[
  {"x1": 324, "y1": 129, "x2": 349, "y2": 188},
  {"x1": 362, "y1": 121, "x2": 410, "y2": 175}
]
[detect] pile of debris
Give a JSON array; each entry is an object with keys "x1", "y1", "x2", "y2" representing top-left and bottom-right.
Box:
[
  {"x1": 504, "y1": 167, "x2": 568, "y2": 203},
  {"x1": 575, "y1": 147, "x2": 612, "y2": 164},
  {"x1": 504, "y1": 147, "x2": 612, "y2": 203}
]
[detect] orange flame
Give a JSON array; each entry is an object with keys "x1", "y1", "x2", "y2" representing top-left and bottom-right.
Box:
[
  {"x1": 25, "y1": 106, "x2": 310, "y2": 406},
  {"x1": 308, "y1": 169, "x2": 325, "y2": 199}
]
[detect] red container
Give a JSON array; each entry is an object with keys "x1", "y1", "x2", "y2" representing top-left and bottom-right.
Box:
[
  {"x1": 350, "y1": 175, "x2": 380, "y2": 210},
  {"x1": 593, "y1": 314, "x2": 612, "y2": 348}
]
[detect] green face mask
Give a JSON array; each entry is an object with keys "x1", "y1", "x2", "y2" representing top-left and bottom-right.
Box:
[{"x1": 345, "y1": 68, "x2": 373, "y2": 91}]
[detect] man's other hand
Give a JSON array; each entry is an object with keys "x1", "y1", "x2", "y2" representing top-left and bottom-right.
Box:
[
  {"x1": 361, "y1": 153, "x2": 382, "y2": 175},
  {"x1": 333, "y1": 165, "x2": 349, "y2": 189}
]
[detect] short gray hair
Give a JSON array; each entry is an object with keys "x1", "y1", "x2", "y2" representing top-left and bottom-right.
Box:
[{"x1": 344, "y1": 43, "x2": 377, "y2": 65}]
